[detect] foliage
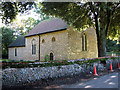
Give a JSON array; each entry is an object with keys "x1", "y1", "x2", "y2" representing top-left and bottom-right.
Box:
[
  {"x1": 45, "y1": 54, "x2": 50, "y2": 62},
  {"x1": 40, "y1": 2, "x2": 93, "y2": 30},
  {"x1": 23, "y1": 3, "x2": 51, "y2": 34},
  {"x1": 1, "y1": 27, "x2": 15, "y2": 58},
  {"x1": 24, "y1": 17, "x2": 41, "y2": 34},
  {"x1": 106, "y1": 52, "x2": 120, "y2": 56},
  {"x1": 1, "y1": 2, "x2": 120, "y2": 57},
  {"x1": 3, "y1": 3, "x2": 51, "y2": 36},
  {"x1": 40, "y1": 2, "x2": 120, "y2": 57},
  {"x1": 106, "y1": 39, "x2": 119, "y2": 52},
  {"x1": 34, "y1": 3, "x2": 51, "y2": 21},
  {"x1": 110, "y1": 56, "x2": 118, "y2": 60},
  {"x1": 0, "y1": 31, "x2": 2, "y2": 59},
  {"x1": 0, "y1": 2, "x2": 34, "y2": 24},
  {"x1": 2, "y1": 56, "x2": 119, "y2": 69}
]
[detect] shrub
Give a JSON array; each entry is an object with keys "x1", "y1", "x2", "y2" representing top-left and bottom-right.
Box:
[
  {"x1": 82, "y1": 57, "x2": 85, "y2": 60},
  {"x1": 35, "y1": 60, "x2": 39, "y2": 62},
  {"x1": 111, "y1": 57, "x2": 117, "y2": 60},
  {"x1": 2, "y1": 56, "x2": 119, "y2": 69},
  {"x1": 45, "y1": 55, "x2": 50, "y2": 62}
]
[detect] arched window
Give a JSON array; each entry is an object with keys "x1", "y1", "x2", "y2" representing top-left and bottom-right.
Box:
[
  {"x1": 15, "y1": 48, "x2": 17, "y2": 56},
  {"x1": 52, "y1": 37, "x2": 56, "y2": 42},
  {"x1": 42, "y1": 39, "x2": 45, "y2": 43},
  {"x1": 50, "y1": 53, "x2": 54, "y2": 60},
  {"x1": 32, "y1": 39, "x2": 36, "y2": 55},
  {"x1": 82, "y1": 33, "x2": 87, "y2": 51}
]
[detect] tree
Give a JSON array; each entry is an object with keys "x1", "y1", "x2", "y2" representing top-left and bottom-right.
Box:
[
  {"x1": 106, "y1": 39, "x2": 119, "y2": 52},
  {"x1": 0, "y1": 30, "x2": 2, "y2": 59},
  {"x1": 34, "y1": 3, "x2": 51, "y2": 21},
  {"x1": 24, "y1": 17, "x2": 41, "y2": 34},
  {"x1": 40, "y1": 2, "x2": 120, "y2": 57},
  {"x1": 0, "y1": 2, "x2": 50, "y2": 35},
  {"x1": 0, "y1": 2, "x2": 34, "y2": 24},
  {"x1": 1, "y1": 2, "x2": 119, "y2": 57},
  {"x1": 1, "y1": 27, "x2": 15, "y2": 58}
]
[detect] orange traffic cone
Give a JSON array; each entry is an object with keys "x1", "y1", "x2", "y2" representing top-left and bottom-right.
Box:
[
  {"x1": 110, "y1": 63, "x2": 114, "y2": 72},
  {"x1": 93, "y1": 65, "x2": 98, "y2": 76},
  {"x1": 117, "y1": 61, "x2": 120, "y2": 69}
]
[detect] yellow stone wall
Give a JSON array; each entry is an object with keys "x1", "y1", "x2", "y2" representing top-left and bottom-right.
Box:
[
  {"x1": 8, "y1": 27, "x2": 98, "y2": 61},
  {"x1": 9, "y1": 47, "x2": 26, "y2": 60},
  {"x1": 67, "y1": 27, "x2": 98, "y2": 60},
  {"x1": 40, "y1": 30, "x2": 68, "y2": 61},
  {"x1": 24, "y1": 35, "x2": 39, "y2": 60},
  {"x1": 9, "y1": 35, "x2": 39, "y2": 61}
]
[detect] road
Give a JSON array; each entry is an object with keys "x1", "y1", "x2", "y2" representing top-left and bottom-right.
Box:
[{"x1": 60, "y1": 72, "x2": 119, "y2": 88}]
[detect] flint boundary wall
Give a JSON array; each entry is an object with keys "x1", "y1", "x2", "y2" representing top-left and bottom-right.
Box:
[{"x1": 2, "y1": 57, "x2": 120, "y2": 86}]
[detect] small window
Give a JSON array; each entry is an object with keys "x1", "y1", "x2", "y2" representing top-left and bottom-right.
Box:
[
  {"x1": 82, "y1": 33, "x2": 87, "y2": 51},
  {"x1": 32, "y1": 39, "x2": 36, "y2": 55},
  {"x1": 52, "y1": 37, "x2": 56, "y2": 42},
  {"x1": 15, "y1": 48, "x2": 17, "y2": 56},
  {"x1": 42, "y1": 39, "x2": 45, "y2": 43}
]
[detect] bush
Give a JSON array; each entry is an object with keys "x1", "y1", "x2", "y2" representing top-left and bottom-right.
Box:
[
  {"x1": 45, "y1": 55, "x2": 50, "y2": 62},
  {"x1": 2, "y1": 56, "x2": 118, "y2": 69}
]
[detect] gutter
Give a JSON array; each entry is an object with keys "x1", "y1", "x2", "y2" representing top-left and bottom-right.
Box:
[
  {"x1": 8, "y1": 45, "x2": 25, "y2": 48},
  {"x1": 25, "y1": 28, "x2": 67, "y2": 38}
]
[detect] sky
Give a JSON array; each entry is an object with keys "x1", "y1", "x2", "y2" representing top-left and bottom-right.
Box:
[
  {"x1": 0, "y1": 7, "x2": 40, "y2": 28},
  {"x1": 16, "y1": 8, "x2": 40, "y2": 21}
]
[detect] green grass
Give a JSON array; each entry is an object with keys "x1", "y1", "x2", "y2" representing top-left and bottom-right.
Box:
[
  {"x1": 106, "y1": 52, "x2": 120, "y2": 56},
  {"x1": 0, "y1": 59, "x2": 35, "y2": 63},
  {"x1": 0, "y1": 59, "x2": 12, "y2": 62}
]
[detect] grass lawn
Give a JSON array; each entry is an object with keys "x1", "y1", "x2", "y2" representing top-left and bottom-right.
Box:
[
  {"x1": 0, "y1": 59, "x2": 12, "y2": 62},
  {"x1": 106, "y1": 52, "x2": 120, "y2": 56}
]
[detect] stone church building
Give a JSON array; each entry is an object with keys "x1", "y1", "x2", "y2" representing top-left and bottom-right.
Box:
[{"x1": 8, "y1": 18, "x2": 98, "y2": 61}]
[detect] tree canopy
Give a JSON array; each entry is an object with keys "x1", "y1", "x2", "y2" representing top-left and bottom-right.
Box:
[
  {"x1": 0, "y1": 2, "x2": 120, "y2": 58},
  {"x1": 1, "y1": 27, "x2": 15, "y2": 58},
  {"x1": 40, "y1": 2, "x2": 120, "y2": 56},
  {"x1": 0, "y1": 2, "x2": 34, "y2": 24},
  {"x1": 106, "y1": 39, "x2": 119, "y2": 52},
  {"x1": 40, "y1": 2, "x2": 120, "y2": 39}
]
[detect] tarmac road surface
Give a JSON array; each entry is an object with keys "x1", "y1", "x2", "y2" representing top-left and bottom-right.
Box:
[{"x1": 60, "y1": 72, "x2": 119, "y2": 88}]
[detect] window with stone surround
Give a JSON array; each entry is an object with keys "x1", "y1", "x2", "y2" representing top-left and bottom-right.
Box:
[
  {"x1": 82, "y1": 33, "x2": 87, "y2": 51},
  {"x1": 32, "y1": 39, "x2": 36, "y2": 55},
  {"x1": 42, "y1": 39, "x2": 45, "y2": 43},
  {"x1": 15, "y1": 48, "x2": 17, "y2": 56},
  {"x1": 52, "y1": 37, "x2": 56, "y2": 42}
]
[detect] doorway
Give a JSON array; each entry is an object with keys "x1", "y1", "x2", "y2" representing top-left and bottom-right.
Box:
[{"x1": 50, "y1": 53, "x2": 53, "y2": 60}]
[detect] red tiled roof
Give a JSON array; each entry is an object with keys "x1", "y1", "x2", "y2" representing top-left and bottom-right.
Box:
[{"x1": 25, "y1": 18, "x2": 68, "y2": 37}]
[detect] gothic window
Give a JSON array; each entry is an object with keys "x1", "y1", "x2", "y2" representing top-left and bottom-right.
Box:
[
  {"x1": 82, "y1": 33, "x2": 87, "y2": 51},
  {"x1": 15, "y1": 48, "x2": 17, "y2": 56},
  {"x1": 52, "y1": 37, "x2": 56, "y2": 42},
  {"x1": 42, "y1": 39, "x2": 45, "y2": 43},
  {"x1": 32, "y1": 39, "x2": 36, "y2": 55}
]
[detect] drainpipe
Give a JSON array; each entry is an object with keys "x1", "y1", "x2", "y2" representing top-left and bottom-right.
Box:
[{"x1": 39, "y1": 35, "x2": 40, "y2": 61}]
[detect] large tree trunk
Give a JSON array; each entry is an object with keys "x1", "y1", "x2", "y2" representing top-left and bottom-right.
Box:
[
  {"x1": 94, "y1": 15, "x2": 101, "y2": 57},
  {"x1": 95, "y1": 18, "x2": 107, "y2": 57},
  {"x1": 98, "y1": 2, "x2": 107, "y2": 57},
  {"x1": 95, "y1": 15, "x2": 107, "y2": 57},
  {"x1": 99, "y1": 25, "x2": 107, "y2": 57}
]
